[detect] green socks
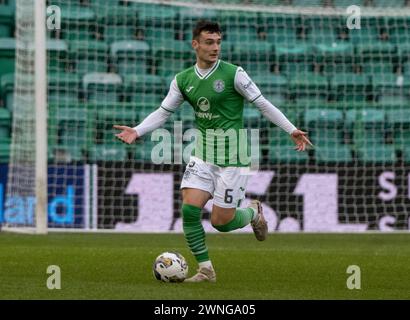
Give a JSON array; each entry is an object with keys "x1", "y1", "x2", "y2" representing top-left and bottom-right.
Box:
[
  {"x1": 212, "y1": 208, "x2": 255, "y2": 232},
  {"x1": 182, "y1": 204, "x2": 209, "y2": 263},
  {"x1": 182, "y1": 205, "x2": 255, "y2": 263}
]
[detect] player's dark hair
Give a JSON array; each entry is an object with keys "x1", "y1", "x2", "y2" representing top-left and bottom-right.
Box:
[{"x1": 192, "y1": 20, "x2": 221, "y2": 40}]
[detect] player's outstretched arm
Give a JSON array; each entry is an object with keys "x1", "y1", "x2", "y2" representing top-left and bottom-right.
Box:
[
  {"x1": 113, "y1": 125, "x2": 139, "y2": 144},
  {"x1": 113, "y1": 77, "x2": 184, "y2": 144},
  {"x1": 234, "y1": 68, "x2": 313, "y2": 152},
  {"x1": 113, "y1": 106, "x2": 173, "y2": 144},
  {"x1": 290, "y1": 129, "x2": 314, "y2": 152}
]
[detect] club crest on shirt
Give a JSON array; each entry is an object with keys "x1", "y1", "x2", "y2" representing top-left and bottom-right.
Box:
[{"x1": 213, "y1": 79, "x2": 225, "y2": 93}]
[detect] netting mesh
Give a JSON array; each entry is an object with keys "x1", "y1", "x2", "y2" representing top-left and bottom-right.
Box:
[
  {"x1": 2, "y1": 0, "x2": 410, "y2": 231},
  {"x1": 5, "y1": 0, "x2": 36, "y2": 226}
]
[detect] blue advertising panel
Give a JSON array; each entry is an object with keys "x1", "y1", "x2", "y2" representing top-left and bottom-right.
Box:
[{"x1": 0, "y1": 164, "x2": 86, "y2": 228}]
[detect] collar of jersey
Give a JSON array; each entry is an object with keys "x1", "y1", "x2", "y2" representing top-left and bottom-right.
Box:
[{"x1": 194, "y1": 59, "x2": 220, "y2": 80}]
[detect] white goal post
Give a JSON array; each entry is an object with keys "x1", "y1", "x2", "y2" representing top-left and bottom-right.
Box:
[{"x1": 34, "y1": 0, "x2": 48, "y2": 234}]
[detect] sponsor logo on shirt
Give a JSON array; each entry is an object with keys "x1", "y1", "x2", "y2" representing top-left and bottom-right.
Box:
[
  {"x1": 186, "y1": 86, "x2": 194, "y2": 93},
  {"x1": 197, "y1": 97, "x2": 210, "y2": 112},
  {"x1": 195, "y1": 112, "x2": 220, "y2": 120}
]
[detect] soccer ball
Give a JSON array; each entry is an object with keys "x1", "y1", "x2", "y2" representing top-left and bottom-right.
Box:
[{"x1": 153, "y1": 251, "x2": 188, "y2": 283}]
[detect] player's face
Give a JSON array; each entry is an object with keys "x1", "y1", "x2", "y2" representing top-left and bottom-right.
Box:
[{"x1": 193, "y1": 31, "x2": 221, "y2": 65}]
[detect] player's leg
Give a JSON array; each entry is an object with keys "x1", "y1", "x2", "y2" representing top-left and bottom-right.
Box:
[
  {"x1": 181, "y1": 188, "x2": 216, "y2": 282},
  {"x1": 211, "y1": 201, "x2": 267, "y2": 241},
  {"x1": 180, "y1": 157, "x2": 216, "y2": 282},
  {"x1": 181, "y1": 187, "x2": 211, "y2": 267},
  {"x1": 211, "y1": 204, "x2": 254, "y2": 231},
  {"x1": 211, "y1": 167, "x2": 268, "y2": 240}
]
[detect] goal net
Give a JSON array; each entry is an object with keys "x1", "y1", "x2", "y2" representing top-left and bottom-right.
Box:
[{"x1": 2, "y1": 0, "x2": 410, "y2": 233}]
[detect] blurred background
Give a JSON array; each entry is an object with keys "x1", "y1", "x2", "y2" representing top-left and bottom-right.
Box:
[{"x1": 0, "y1": 0, "x2": 409, "y2": 232}]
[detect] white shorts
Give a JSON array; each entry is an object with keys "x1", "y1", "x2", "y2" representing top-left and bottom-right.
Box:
[{"x1": 180, "y1": 156, "x2": 250, "y2": 208}]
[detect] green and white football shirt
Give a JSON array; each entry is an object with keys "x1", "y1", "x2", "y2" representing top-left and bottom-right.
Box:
[
  {"x1": 162, "y1": 60, "x2": 261, "y2": 167},
  {"x1": 134, "y1": 59, "x2": 297, "y2": 167}
]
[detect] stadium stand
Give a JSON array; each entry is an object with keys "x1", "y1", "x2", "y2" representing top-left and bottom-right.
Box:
[{"x1": 1, "y1": 0, "x2": 410, "y2": 164}]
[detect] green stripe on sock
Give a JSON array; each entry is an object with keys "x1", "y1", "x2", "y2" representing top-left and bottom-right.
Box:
[
  {"x1": 212, "y1": 208, "x2": 254, "y2": 232},
  {"x1": 182, "y1": 203, "x2": 209, "y2": 263}
]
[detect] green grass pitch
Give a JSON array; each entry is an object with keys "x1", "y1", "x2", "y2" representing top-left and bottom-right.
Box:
[{"x1": 0, "y1": 233, "x2": 409, "y2": 299}]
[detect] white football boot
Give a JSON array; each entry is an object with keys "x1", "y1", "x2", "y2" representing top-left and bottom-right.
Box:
[
  {"x1": 249, "y1": 200, "x2": 268, "y2": 241},
  {"x1": 184, "y1": 267, "x2": 216, "y2": 283}
]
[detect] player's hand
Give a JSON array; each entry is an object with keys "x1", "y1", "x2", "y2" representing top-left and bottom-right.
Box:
[
  {"x1": 291, "y1": 129, "x2": 314, "y2": 152},
  {"x1": 113, "y1": 125, "x2": 139, "y2": 144}
]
